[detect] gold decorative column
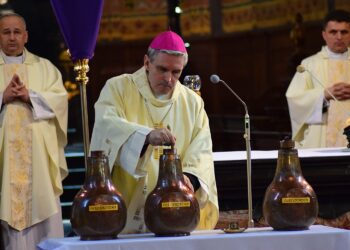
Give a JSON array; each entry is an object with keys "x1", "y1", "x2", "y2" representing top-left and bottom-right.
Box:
[{"x1": 73, "y1": 58, "x2": 90, "y2": 167}]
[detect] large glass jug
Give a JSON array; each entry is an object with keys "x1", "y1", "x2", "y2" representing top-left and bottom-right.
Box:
[
  {"x1": 70, "y1": 150, "x2": 127, "y2": 240},
  {"x1": 263, "y1": 138, "x2": 318, "y2": 230},
  {"x1": 144, "y1": 147, "x2": 200, "y2": 236}
]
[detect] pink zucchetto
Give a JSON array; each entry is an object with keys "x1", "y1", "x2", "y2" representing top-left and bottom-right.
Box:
[{"x1": 149, "y1": 31, "x2": 187, "y2": 53}]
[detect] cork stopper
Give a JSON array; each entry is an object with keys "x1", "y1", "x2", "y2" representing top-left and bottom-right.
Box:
[
  {"x1": 163, "y1": 147, "x2": 177, "y2": 155},
  {"x1": 90, "y1": 150, "x2": 105, "y2": 157},
  {"x1": 280, "y1": 136, "x2": 295, "y2": 149}
]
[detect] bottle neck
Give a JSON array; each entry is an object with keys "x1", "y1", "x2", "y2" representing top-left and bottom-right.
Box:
[
  {"x1": 158, "y1": 153, "x2": 184, "y2": 186},
  {"x1": 85, "y1": 156, "x2": 112, "y2": 186},
  {"x1": 275, "y1": 148, "x2": 302, "y2": 178}
]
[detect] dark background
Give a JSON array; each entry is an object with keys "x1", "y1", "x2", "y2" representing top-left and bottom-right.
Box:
[{"x1": 0, "y1": 0, "x2": 332, "y2": 152}]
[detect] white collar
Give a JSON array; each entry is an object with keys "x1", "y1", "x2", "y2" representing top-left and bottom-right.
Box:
[
  {"x1": 325, "y1": 46, "x2": 349, "y2": 59},
  {"x1": 0, "y1": 50, "x2": 25, "y2": 64},
  {"x1": 154, "y1": 92, "x2": 172, "y2": 100}
]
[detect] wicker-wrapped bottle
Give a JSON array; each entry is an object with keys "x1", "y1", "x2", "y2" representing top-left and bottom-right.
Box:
[
  {"x1": 144, "y1": 147, "x2": 200, "y2": 236},
  {"x1": 70, "y1": 150, "x2": 127, "y2": 240},
  {"x1": 263, "y1": 138, "x2": 318, "y2": 230}
]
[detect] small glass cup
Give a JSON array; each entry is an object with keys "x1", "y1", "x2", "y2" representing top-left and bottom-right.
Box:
[{"x1": 183, "y1": 75, "x2": 201, "y2": 95}]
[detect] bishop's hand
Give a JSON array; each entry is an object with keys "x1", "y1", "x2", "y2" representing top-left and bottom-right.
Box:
[{"x1": 146, "y1": 127, "x2": 176, "y2": 146}]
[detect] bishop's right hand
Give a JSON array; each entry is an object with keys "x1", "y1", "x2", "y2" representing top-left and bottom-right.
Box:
[{"x1": 146, "y1": 127, "x2": 176, "y2": 146}]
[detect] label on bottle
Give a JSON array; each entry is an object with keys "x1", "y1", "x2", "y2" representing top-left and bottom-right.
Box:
[
  {"x1": 161, "y1": 201, "x2": 190, "y2": 208},
  {"x1": 88, "y1": 204, "x2": 119, "y2": 212},
  {"x1": 281, "y1": 197, "x2": 310, "y2": 204}
]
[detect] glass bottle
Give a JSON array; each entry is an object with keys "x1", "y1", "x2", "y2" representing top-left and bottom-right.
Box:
[
  {"x1": 263, "y1": 138, "x2": 318, "y2": 230},
  {"x1": 70, "y1": 150, "x2": 127, "y2": 240},
  {"x1": 183, "y1": 75, "x2": 201, "y2": 96},
  {"x1": 144, "y1": 147, "x2": 200, "y2": 236}
]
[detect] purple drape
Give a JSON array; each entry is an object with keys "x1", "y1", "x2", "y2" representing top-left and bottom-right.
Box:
[{"x1": 50, "y1": 0, "x2": 104, "y2": 61}]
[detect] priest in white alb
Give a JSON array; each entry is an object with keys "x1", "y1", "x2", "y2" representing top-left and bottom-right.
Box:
[
  {"x1": 286, "y1": 9, "x2": 350, "y2": 148},
  {"x1": 0, "y1": 13, "x2": 68, "y2": 250}
]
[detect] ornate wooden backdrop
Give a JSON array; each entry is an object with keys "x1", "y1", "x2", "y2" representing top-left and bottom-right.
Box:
[{"x1": 3, "y1": 0, "x2": 349, "y2": 151}]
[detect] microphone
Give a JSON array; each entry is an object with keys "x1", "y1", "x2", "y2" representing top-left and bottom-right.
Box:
[
  {"x1": 296, "y1": 65, "x2": 339, "y2": 102},
  {"x1": 210, "y1": 74, "x2": 254, "y2": 228},
  {"x1": 210, "y1": 74, "x2": 248, "y2": 115},
  {"x1": 209, "y1": 74, "x2": 220, "y2": 84}
]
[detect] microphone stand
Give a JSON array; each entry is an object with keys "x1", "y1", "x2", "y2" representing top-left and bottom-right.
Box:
[
  {"x1": 219, "y1": 80, "x2": 254, "y2": 228},
  {"x1": 297, "y1": 65, "x2": 350, "y2": 118}
]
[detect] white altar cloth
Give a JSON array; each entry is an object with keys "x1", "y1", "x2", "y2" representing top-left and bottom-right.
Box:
[{"x1": 38, "y1": 225, "x2": 350, "y2": 250}]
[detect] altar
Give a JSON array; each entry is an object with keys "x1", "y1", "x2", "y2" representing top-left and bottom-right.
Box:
[
  {"x1": 212, "y1": 147, "x2": 350, "y2": 221},
  {"x1": 38, "y1": 225, "x2": 350, "y2": 250}
]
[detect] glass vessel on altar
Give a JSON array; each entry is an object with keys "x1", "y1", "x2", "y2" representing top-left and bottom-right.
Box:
[
  {"x1": 70, "y1": 150, "x2": 127, "y2": 240},
  {"x1": 183, "y1": 75, "x2": 201, "y2": 95},
  {"x1": 144, "y1": 147, "x2": 200, "y2": 236},
  {"x1": 263, "y1": 138, "x2": 318, "y2": 230}
]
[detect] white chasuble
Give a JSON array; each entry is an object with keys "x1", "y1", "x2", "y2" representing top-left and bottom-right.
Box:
[
  {"x1": 0, "y1": 49, "x2": 68, "y2": 237},
  {"x1": 91, "y1": 67, "x2": 219, "y2": 233},
  {"x1": 3, "y1": 64, "x2": 33, "y2": 230},
  {"x1": 326, "y1": 60, "x2": 350, "y2": 147}
]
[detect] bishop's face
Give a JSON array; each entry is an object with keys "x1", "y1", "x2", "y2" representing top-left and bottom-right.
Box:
[
  {"x1": 322, "y1": 21, "x2": 350, "y2": 53},
  {"x1": 0, "y1": 15, "x2": 28, "y2": 56},
  {"x1": 144, "y1": 52, "x2": 185, "y2": 98}
]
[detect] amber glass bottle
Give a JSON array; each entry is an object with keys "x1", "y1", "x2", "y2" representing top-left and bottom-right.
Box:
[
  {"x1": 144, "y1": 147, "x2": 200, "y2": 236},
  {"x1": 263, "y1": 138, "x2": 318, "y2": 230},
  {"x1": 70, "y1": 151, "x2": 127, "y2": 240}
]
